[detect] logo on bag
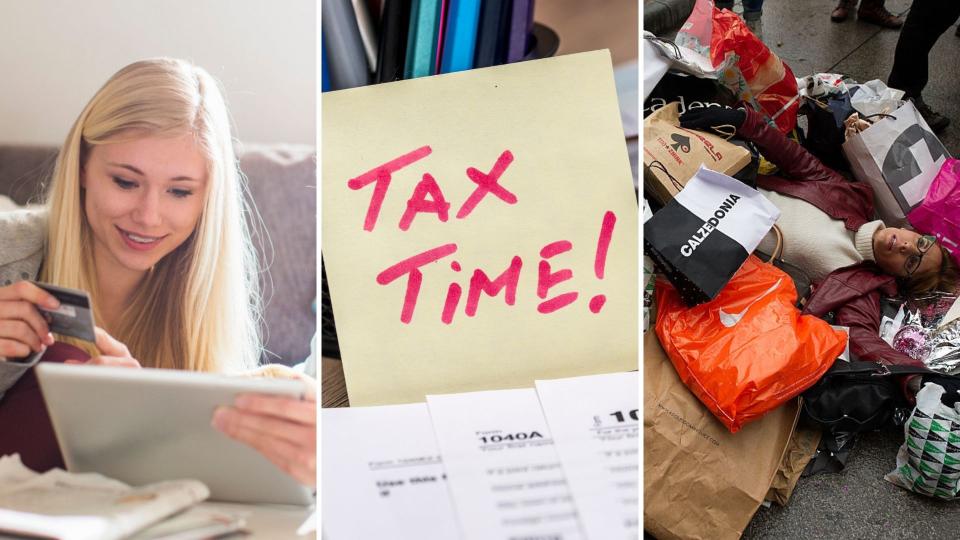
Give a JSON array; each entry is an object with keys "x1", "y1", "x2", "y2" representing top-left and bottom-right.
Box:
[
  {"x1": 670, "y1": 134, "x2": 691, "y2": 153},
  {"x1": 680, "y1": 194, "x2": 741, "y2": 257},
  {"x1": 882, "y1": 124, "x2": 948, "y2": 211},
  {"x1": 718, "y1": 278, "x2": 783, "y2": 327}
]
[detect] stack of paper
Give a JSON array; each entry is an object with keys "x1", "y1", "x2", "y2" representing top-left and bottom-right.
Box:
[
  {"x1": 322, "y1": 371, "x2": 639, "y2": 540},
  {"x1": 0, "y1": 455, "x2": 242, "y2": 540}
]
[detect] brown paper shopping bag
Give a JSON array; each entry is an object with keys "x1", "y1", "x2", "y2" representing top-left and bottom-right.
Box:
[
  {"x1": 642, "y1": 102, "x2": 752, "y2": 204},
  {"x1": 644, "y1": 332, "x2": 799, "y2": 540},
  {"x1": 765, "y1": 422, "x2": 821, "y2": 506}
]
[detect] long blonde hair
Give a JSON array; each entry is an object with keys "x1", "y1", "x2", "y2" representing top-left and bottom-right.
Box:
[{"x1": 40, "y1": 58, "x2": 262, "y2": 372}]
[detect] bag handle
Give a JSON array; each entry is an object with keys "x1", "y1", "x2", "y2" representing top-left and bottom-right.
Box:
[
  {"x1": 710, "y1": 124, "x2": 738, "y2": 140},
  {"x1": 644, "y1": 34, "x2": 682, "y2": 61},
  {"x1": 647, "y1": 160, "x2": 684, "y2": 192},
  {"x1": 765, "y1": 224, "x2": 784, "y2": 264},
  {"x1": 861, "y1": 112, "x2": 897, "y2": 125},
  {"x1": 823, "y1": 360, "x2": 933, "y2": 378}
]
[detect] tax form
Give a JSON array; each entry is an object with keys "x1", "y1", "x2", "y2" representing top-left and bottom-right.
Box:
[
  {"x1": 536, "y1": 372, "x2": 640, "y2": 540},
  {"x1": 321, "y1": 403, "x2": 461, "y2": 540},
  {"x1": 427, "y1": 388, "x2": 584, "y2": 540}
]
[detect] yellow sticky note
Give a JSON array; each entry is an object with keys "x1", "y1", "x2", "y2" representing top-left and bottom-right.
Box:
[{"x1": 323, "y1": 50, "x2": 638, "y2": 406}]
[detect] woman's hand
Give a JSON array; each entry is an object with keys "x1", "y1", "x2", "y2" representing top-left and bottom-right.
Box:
[
  {"x1": 0, "y1": 281, "x2": 57, "y2": 359},
  {"x1": 213, "y1": 371, "x2": 317, "y2": 487},
  {"x1": 65, "y1": 327, "x2": 141, "y2": 368}
]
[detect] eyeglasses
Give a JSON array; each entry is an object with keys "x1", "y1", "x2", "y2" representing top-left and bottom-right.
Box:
[{"x1": 905, "y1": 235, "x2": 937, "y2": 277}]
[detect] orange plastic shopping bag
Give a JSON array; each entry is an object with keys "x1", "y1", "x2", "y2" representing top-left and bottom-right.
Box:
[{"x1": 655, "y1": 255, "x2": 847, "y2": 432}]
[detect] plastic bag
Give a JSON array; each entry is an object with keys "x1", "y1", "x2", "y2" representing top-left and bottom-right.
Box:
[
  {"x1": 890, "y1": 293, "x2": 960, "y2": 373},
  {"x1": 884, "y1": 382, "x2": 960, "y2": 500},
  {"x1": 797, "y1": 73, "x2": 849, "y2": 99},
  {"x1": 643, "y1": 33, "x2": 671, "y2": 100},
  {"x1": 644, "y1": 32, "x2": 738, "y2": 82},
  {"x1": 655, "y1": 255, "x2": 847, "y2": 432},
  {"x1": 848, "y1": 79, "x2": 905, "y2": 117},
  {"x1": 908, "y1": 158, "x2": 960, "y2": 266},
  {"x1": 678, "y1": 0, "x2": 800, "y2": 134}
]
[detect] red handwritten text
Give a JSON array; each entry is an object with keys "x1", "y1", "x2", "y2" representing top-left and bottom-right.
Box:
[
  {"x1": 349, "y1": 147, "x2": 516, "y2": 232},
  {"x1": 374, "y1": 213, "x2": 617, "y2": 324},
  {"x1": 348, "y1": 148, "x2": 619, "y2": 324}
]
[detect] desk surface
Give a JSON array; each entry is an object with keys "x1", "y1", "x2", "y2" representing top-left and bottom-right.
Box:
[
  {"x1": 321, "y1": 357, "x2": 349, "y2": 408},
  {"x1": 199, "y1": 501, "x2": 314, "y2": 539}
]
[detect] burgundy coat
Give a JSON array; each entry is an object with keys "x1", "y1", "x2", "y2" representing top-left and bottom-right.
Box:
[
  {"x1": 740, "y1": 108, "x2": 876, "y2": 232},
  {"x1": 738, "y1": 109, "x2": 920, "y2": 368},
  {"x1": 0, "y1": 343, "x2": 90, "y2": 472}
]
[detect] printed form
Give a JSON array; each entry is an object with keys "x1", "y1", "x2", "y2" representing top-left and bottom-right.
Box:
[
  {"x1": 536, "y1": 372, "x2": 640, "y2": 540},
  {"x1": 427, "y1": 388, "x2": 584, "y2": 540},
  {"x1": 321, "y1": 403, "x2": 461, "y2": 540}
]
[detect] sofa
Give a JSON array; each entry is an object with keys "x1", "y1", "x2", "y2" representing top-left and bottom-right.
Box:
[{"x1": 0, "y1": 144, "x2": 316, "y2": 366}]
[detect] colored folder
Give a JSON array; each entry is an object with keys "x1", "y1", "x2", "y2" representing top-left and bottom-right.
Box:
[
  {"x1": 506, "y1": 0, "x2": 535, "y2": 63},
  {"x1": 375, "y1": 0, "x2": 413, "y2": 83},
  {"x1": 473, "y1": 0, "x2": 512, "y2": 68},
  {"x1": 404, "y1": 0, "x2": 444, "y2": 78},
  {"x1": 322, "y1": 0, "x2": 370, "y2": 90},
  {"x1": 439, "y1": 0, "x2": 481, "y2": 73},
  {"x1": 322, "y1": 42, "x2": 331, "y2": 92},
  {"x1": 352, "y1": 0, "x2": 380, "y2": 73}
]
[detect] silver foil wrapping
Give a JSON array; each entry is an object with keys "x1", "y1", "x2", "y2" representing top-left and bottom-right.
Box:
[{"x1": 923, "y1": 318, "x2": 960, "y2": 375}]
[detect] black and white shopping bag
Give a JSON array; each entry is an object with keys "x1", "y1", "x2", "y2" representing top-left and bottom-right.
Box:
[
  {"x1": 644, "y1": 166, "x2": 780, "y2": 306},
  {"x1": 843, "y1": 100, "x2": 949, "y2": 225}
]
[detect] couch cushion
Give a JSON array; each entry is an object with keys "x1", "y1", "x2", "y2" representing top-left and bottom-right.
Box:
[
  {"x1": 0, "y1": 145, "x2": 57, "y2": 205},
  {"x1": 240, "y1": 144, "x2": 316, "y2": 365}
]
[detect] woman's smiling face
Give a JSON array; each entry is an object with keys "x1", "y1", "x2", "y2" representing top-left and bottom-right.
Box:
[{"x1": 82, "y1": 132, "x2": 208, "y2": 277}]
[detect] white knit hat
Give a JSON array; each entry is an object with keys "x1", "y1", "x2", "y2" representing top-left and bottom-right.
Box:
[{"x1": 855, "y1": 220, "x2": 885, "y2": 262}]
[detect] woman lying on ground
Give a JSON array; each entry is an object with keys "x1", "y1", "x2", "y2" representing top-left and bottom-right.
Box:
[
  {"x1": 0, "y1": 59, "x2": 315, "y2": 484},
  {"x1": 679, "y1": 106, "x2": 958, "y2": 388}
]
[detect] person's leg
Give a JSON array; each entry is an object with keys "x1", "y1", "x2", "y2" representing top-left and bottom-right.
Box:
[
  {"x1": 715, "y1": 0, "x2": 735, "y2": 11},
  {"x1": 857, "y1": 0, "x2": 904, "y2": 28},
  {"x1": 888, "y1": 0, "x2": 960, "y2": 97},
  {"x1": 742, "y1": 0, "x2": 764, "y2": 39},
  {"x1": 888, "y1": 0, "x2": 960, "y2": 132}
]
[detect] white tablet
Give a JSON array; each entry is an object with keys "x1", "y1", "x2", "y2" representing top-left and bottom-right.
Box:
[{"x1": 36, "y1": 363, "x2": 314, "y2": 506}]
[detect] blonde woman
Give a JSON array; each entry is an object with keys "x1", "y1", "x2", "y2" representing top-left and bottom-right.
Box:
[{"x1": 0, "y1": 58, "x2": 315, "y2": 485}]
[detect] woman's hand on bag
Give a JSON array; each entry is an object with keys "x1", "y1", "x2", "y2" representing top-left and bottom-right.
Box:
[
  {"x1": 679, "y1": 106, "x2": 747, "y2": 136},
  {"x1": 65, "y1": 327, "x2": 141, "y2": 368},
  {"x1": 0, "y1": 281, "x2": 57, "y2": 359}
]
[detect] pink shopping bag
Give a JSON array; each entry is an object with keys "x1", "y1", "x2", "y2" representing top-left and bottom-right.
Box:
[{"x1": 908, "y1": 158, "x2": 960, "y2": 265}]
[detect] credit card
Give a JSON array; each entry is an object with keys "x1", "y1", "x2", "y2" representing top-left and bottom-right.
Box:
[{"x1": 32, "y1": 282, "x2": 96, "y2": 343}]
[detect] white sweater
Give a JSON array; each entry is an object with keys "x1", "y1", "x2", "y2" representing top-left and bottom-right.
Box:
[{"x1": 756, "y1": 189, "x2": 883, "y2": 283}]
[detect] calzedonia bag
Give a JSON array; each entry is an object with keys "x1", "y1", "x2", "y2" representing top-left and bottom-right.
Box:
[{"x1": 644, "y1": 165, "x2": 779, "y2": 306}]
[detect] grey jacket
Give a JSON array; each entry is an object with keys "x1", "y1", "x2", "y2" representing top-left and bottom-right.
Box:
[{"x1": 0, "y1": 209, "x2": 47, "y2": 399}]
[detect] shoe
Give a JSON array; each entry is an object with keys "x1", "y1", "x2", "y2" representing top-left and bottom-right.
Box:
[
  {"x1": 911, "y1": 96, "x2": 950, "y2": 134},
  {"x1": 857, "y1": 4, "x2": 904, "y2": 28},
  {"x1": 831, "y1": 0, "x2": 856, "y2": 22}
]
